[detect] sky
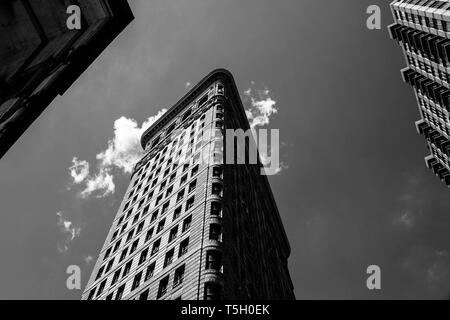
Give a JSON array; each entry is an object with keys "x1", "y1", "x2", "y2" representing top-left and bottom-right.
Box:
[{"x1": 1, "y1": 0, "x2": 450, "y2": 299}]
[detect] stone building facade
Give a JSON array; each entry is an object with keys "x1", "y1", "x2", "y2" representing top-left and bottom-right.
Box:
[{"x1": 82, "y1": 69, "x2": 294, "y2": 300}]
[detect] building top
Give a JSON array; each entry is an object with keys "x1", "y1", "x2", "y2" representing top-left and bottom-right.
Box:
[
  {"x1": 140, "y1": 68, "x2": 292, "y2": 255},
  {"x1": 140, "y1": 68, "x2": 244, "y2": 149}
]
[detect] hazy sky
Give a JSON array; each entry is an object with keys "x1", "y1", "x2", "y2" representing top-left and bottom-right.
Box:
[{"x1": 2, "y1": 0, "x2": 450, "y2": 299}]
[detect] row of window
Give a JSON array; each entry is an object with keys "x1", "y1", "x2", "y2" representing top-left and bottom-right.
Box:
[
  {"x1": 143, "y1": 104, "x2": 224, "y2": 173},
  {"x1": 108, "y1": 190, "x2": 196, "y2": 255},
  {"x1": 88, "y1": 233, "x2": 191, "y2": 301},
  {"x1": 91, "y1": 199, "x2": 224, "y2": 299},
  {"x1": 147, "y1": 88, "x2": 224, "y2": 152},
  {"x1": 406, "y1": 52, "x2": 450, "y2": 85},
  {"x1": 115, "y1": 164, "x2": 222, "y2": 247},
  {"x1": 419, "y1": 95, "x2": 450, "y2": 123},
  {"x1": 156, "y1": 264, "x2": 186, "y2": 299},
  {"x1": 89, "y1": 221, "x2": 224, "y2": 300},
  {"x1": 103, "y1": 177, "x2": 223, "y2": 280},
  {"x1": 431, "y1": 144, "x2": 450, "y2": 170},
  {"x1": 148, "y1": 103, "x2": 208, "y2": 149},
  {"x1": 135, "y1": 106, "x2": 224, "y2": 192},
  {"x1": 112, "y1": 168, "x2": 200, "y2": 245},
  {"x1": 420, "y1": 105, "x2": 450, "y2": 137},
  {"x1": 393, "y1": 2, "x2": 450, "y2": 33},
  {"x1": 126, "y1": 160, "x2": 200, "y2": 215}
]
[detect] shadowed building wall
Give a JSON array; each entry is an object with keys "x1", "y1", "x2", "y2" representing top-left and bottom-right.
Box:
[{"x1": 0, "y1": 0, "x2": 133, "y2": 158}]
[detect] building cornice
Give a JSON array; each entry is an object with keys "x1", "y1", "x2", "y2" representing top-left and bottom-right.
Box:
[{"x1": 140, "y1": 68, "x2": 240, "y2": 149}]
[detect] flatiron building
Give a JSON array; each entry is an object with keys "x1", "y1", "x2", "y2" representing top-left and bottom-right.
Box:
[{"x1": 82, "y1": 69, "x2": 294, "y2": 300}]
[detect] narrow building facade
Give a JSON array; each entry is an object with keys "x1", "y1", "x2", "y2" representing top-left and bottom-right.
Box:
[{"x1": 82, "y1": 69, "x2": 294, "y2": 300}]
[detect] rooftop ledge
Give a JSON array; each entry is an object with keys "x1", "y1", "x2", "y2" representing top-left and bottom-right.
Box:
[{"x1": 140, "y1": 68, "x2": 236, "y2": 149}]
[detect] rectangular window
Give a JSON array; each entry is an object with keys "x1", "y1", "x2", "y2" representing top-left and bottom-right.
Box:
[
  {"x1": 157, "y1": 218, "x2": 165, "y2": 233},
  {"x1": 209, "y1": 224, "x2": 222, "y2": 241},
  {"x1": 131, "y1": 271, "x2": 142, "y2": 291},
  {"x1": 177, "y1": 189, "x2": 185, "y2": 202},
  {"x1": 151, "y1": 239, "x2": 161, "y2": 255},
  {"x1": 206, "y1": 250, "x2": 222, "y2": 271},
  {"x1": 186, "y1": 196, "x2": 195, "y2": 211},
  {"x1": 173, "y1": 206, "x2": 182, "y2": 221},
  {"x1": 169, "y1": 226, "x2": 178, "y2": 243},
  {"x1": 139, "y1": 247, "x2": 149, "y2": 265},
  {"x1": 140, "y1": 289, "x2": 149, "y2": 301},
  {"x1": 157, "y1": 276, "x2": 169, "y2": 299},
  {"x1": 116, "y1": 284, "x2": 125, "y2": 300},
  {"x1": 212, "y1": 183, "x2": 222, "y2": 196},
  {"x1": 151, "y1": 211, "x2": 158, "y2": 223},
  {"x1": 166, "y1": 185, "x2": 173, "y2": 197},
  {"x1": 142, "y1": 205, "x2": 150, "y2": 216},
  {"x1": 178, "y1": 238, "x2": 189, "y2": 257},
  {"x1": 211, "y1": 202, "x2": 222, "y2": 216},
  {"x1": 161, "y1": 202, "x2": 170, "y2": 214},
  {"x1": 164, "y1": 249, "x2": 174, "y2": 268},
  {"x1": 105, "y1": 259, "x2": 114, "y2": 272},
  {"x1": 173, "y1": 265, "x2": 185, "y2": 288},
  {"x1": 122, "y1": 260, "x2": 132, "y2": 278},
  {"x1": 126, "y1": 229, "x2": 135, "y2": 242},
  {"x1": 180, "y1": 174, "x2": 188, "y2": 185},
  {"x1": 130, "y1": 239, "x2": 139, "y2": 253},
  {"x1": 182, "y1": 216, "x2": 192, "y2": 233},
  {"x1": 156, "y1": 194, "x2": 163, "y2": 206},
  {"x1": 137, "y1": 221, "x2": 144, "y2": 234},
  {"x1": 145, "y1": 228, "x2": 154, "y2": 242},
  {"x1": 212, "y1": 167, "x2": 222, "y2": 178},
  {"x1": 113, "y1": 239, "x2": 121, "y2": 252},
  {"x1": 95, "y1": 266, "x2": 104, "y2": 280},
  {"x1": 145, "y1": 262, "x2": 155, "y2": 281},
  {"x1": 119, "y1": 248, "x2": 128, "y2": 262},
  {"x1": 188, "y1": 180, "x2": 197, "y2": 193},
  {"x1": 111, "y1": 269, "x2": 121, "y2": 285},
  {"x1": 96, "y1": 280, "x2": 106, "y2": 297},
  {"x1": 204, "y1": 283, "x2": 221, "y2": 300},
  {"x1": 104, "y1": 248, "x2": 112, "y2": 260},
  {"x1": 87, "y1": 288, "x2": 96, "y2": 300}
]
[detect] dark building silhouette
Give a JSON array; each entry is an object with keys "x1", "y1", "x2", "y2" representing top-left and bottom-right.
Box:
[
  {"x1": 0, "y1": 0, "x2": 133, "y2": 158},
  {"x1": 389, "y1": 1, "x2": 450, "y2": 187},
  {"x1": 82, "y1": 69, "x2": 295, "y2": 300}
]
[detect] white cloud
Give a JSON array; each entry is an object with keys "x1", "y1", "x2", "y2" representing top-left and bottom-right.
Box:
[
  {"x1": 68, "y1": 157, "x2": 90, "y2": 184},
  {"x1": 243, "y1": 85, "x2": 278, "y2": 129},
  {"x1": 80, "y1": 168, "x2": 115, "y2": 199},
  {"x1": 69, "y1": 109, "x2": 167, "y2": 198},
  {"x1": 396, "y1": 210, "x2": 414, "y2": 228},
  {"x1": 83, "y1": 255, "x2": 94, "y2": 265},
  {"x1": 56, "y1": 211, "x2": 81, "y2": 253},
  {"x1": 243, "y1": 83, "x2": 286, "y2": 175}
]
